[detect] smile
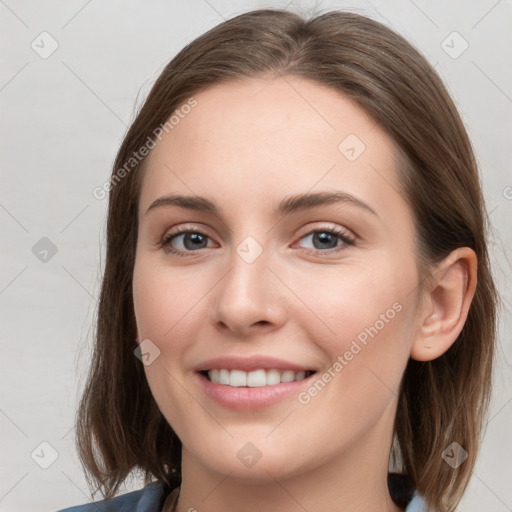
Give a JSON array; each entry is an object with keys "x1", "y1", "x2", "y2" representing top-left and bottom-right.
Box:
[{"x1": 196, "y1": 370, "x2": 318, "y2": 410}]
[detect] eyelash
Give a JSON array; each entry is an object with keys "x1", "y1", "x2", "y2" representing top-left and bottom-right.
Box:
[{"x1": 160, "y1": 225, "x2": 356, "y2": 258}]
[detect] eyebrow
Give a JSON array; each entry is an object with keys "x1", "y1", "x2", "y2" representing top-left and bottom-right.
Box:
[{"x1": 145, "y1": 191, "x2": 378, "y2": 218}]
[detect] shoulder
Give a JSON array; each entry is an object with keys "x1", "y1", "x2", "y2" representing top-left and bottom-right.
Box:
[{"x1": 56, "y1": 481, "x2": 169, "y2": 512}]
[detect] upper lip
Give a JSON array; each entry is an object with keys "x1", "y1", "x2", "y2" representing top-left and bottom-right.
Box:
[{"x1": 194, "y1": 355, "x2": 315, "y2": 373}]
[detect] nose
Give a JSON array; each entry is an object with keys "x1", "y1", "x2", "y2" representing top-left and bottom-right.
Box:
[{"x1": 209, "y1": 241, "x2": 287, "y2": 338}]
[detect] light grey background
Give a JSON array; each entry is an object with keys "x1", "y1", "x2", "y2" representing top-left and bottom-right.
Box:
[{"x1": 1, "y1": 1, "x2": 511, "y2": 511}]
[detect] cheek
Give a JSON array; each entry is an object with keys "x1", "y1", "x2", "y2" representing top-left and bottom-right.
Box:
[
  {"x1": 293, "y1": 282, "x2": 412, "y2": 451},
  {"x1": 294, "y1": 262, "x2": 410, "y2": 340},
  {"x1": 132, "y1": 258, "x2": 205, "y2": 342},
  {"x1": 294, "y1": 260, "x2": 416, "y2": 393},
  {"x1": 132, "y1": 260, "x2": 203, "y2": 428}
]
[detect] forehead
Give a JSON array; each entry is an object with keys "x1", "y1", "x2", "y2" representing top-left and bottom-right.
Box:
[{"x1": 139, "y1": 76, "x2": 405, "y2": 222}]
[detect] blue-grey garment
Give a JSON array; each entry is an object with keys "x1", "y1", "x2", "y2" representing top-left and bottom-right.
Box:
[
  {"x1": 56, "y1": 482, "x2": 166, "y2": 512},
  {"x1": 56, "y1": 481, "x2": 428, "y2": 512}
]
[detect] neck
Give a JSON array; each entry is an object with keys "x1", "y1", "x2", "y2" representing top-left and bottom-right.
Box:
[{"x1": 174, "y1": 412, "x2": 402, "y2": 512}]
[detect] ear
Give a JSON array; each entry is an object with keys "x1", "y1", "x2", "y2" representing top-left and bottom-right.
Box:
[{"x1": 410, "y1": 247, "x2": 477, "y2": 361}]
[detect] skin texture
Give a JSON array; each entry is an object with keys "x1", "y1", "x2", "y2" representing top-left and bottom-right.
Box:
[{"x1": 132, "y1": 76, "x2": 477, "y2": 512}]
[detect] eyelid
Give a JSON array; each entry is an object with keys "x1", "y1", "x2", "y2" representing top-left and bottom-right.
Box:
[{"x1": 294, "y1": 222, "x2": 355, "y2": 241}]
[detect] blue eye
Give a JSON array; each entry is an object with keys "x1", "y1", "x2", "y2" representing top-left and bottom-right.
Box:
[
  {"x1": 161, "y1": 226, "x2": 355, "y2": 257},
  {"x1": 296, "y1": 228, "x2": 355, "y2": 253},
  {"x1": 161, "y1": 228, "x2": 211, "y2": 255}
]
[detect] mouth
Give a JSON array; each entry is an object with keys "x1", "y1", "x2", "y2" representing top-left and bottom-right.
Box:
[{"x1": 199, "y1": 368, "x2": 317, "y2": 387}]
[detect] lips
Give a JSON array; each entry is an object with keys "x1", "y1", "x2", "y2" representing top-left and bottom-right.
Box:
[
  {"x1": 196, "y1": 370, "x2": 317, "y2": 410},
  {"x1": 194, "y1": 355, "x2": 318, "y2": 410}
]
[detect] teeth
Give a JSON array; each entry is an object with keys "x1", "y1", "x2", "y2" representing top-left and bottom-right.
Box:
[
  {"x1": 281, "y1": 370, "x2": 295, "y2": 383},
  {"x1": 206, "y1": 369, "x2": 311, "y2": 387},
  {"x1": 230, "y1": 369, "x2": 246, "y2": 387}
]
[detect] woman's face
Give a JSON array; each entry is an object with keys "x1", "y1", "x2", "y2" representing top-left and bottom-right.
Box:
[{"x1": 133, "y1": 76, "x2": 426, "y2": 483}]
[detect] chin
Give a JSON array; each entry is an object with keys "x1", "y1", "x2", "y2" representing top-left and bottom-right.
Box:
[{"x1": 190, "y1": 437, "x2": 296, "y2": 479}]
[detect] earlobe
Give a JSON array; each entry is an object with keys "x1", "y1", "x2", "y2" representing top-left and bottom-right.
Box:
[{"x1": 410, "y1": 247, "x2": 477, "y2": 362}]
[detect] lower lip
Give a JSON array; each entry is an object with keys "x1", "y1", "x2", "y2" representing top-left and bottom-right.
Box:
[{"x1": 196, "y1": 372, "x2": 316, "y2": 410}]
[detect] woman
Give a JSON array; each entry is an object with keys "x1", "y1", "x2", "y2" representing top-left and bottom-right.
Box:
[{"x1": 59, "y1": 8, "x2": 498, "y2": 512}]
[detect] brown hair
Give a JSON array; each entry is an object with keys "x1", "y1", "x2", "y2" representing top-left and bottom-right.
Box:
[{"x1": 76, "y1": 8, "x2": 499, "y2": 511}]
